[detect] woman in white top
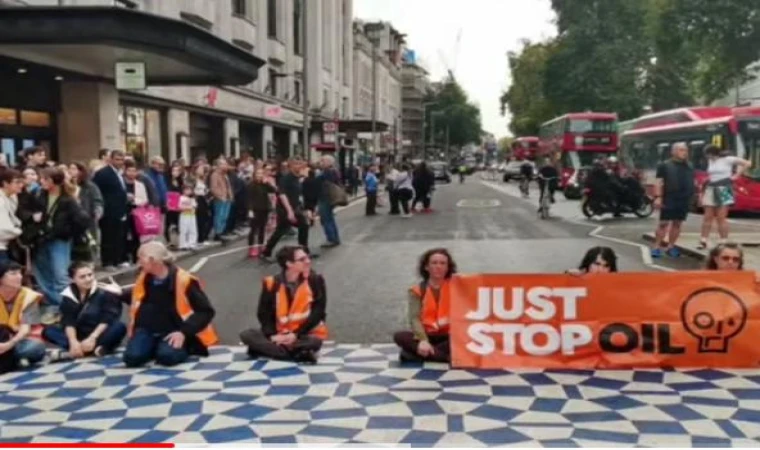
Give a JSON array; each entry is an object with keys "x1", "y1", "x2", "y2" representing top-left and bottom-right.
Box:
[
  {"x1": 698, "y1": 145, "x2": 752, "y2": 249},
  {"x1": 393, "y1": 164, "x2": 415, "y2": 217}
]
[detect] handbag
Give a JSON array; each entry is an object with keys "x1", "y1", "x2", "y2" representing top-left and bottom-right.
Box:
[
  {"x1": 132, "y1": 206, "x2": 162, "y2": 237},
  {"x1": 166, "y1": 192, "x2": 181, "y2": 212},
  {"x1": 326, "y1": 181, "x2": 349, "y2": 207}
]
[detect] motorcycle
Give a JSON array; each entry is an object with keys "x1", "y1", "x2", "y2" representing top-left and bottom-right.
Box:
[{"x1": 581, "y1": 187, "x2": 654, "y2": 218}]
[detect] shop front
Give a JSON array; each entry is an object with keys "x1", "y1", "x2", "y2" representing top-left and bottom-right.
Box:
[{"x1": 119, "y1": 104, "x2": 166, "y2": 166}]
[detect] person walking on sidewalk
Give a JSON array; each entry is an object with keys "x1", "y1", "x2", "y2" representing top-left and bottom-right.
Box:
[
  {"x1": 178, "y1": 185, "x2": 198, "y2": 251},
  {"x1": 697, "y1": 145, "x2": 752, "y2": 249},
  {"x1": 365, "y1": 165, "x2": 379, "y2": 216},
  {"x1": 652, "y1": 142, "x2": 694, "y2": 258},
  {"x1": 246, "y1": 168, "x2": 277, "y2": 258},
  {"x1": 317, "y1": 155, "x2": 341, "y2": 248},
  {"x1": 209, "y1": 157, "x2": 233, "y2": 241}
]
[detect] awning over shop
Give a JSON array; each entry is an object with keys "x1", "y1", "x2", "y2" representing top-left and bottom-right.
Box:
[
  {"x1": 311, "y1": 119, "x2": 390, "y2": 134},
  {"x1": 0, "y1": 7, "x2": 266, "y2": 85}
]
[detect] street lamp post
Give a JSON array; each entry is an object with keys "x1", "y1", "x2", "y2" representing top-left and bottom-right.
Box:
[{"x1": 301, "y1": 0, "x2": 310, "y2": 161}]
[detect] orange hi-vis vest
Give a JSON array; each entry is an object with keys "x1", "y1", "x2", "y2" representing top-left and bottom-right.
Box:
[
  {"x1": 410, "y1": 280, "x2": 451, "y2": 335},
  {"x1": 0, "y1": 287, "x2": 42, "y2": 333},
  {"x1": 265, "y1": 275, "x2": 328, "y2": 340},
  {"x1": 130, "y1": 268, "x2": 219, "y2": 347}
]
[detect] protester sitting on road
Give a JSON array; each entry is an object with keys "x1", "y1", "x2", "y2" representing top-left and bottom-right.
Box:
[
  {"x1": 704, "y1": 243, "x2": 760, "y2": 282},
  {"x1": 122, "y1": 241, "x2": 217, "y2": 368},
  {"x1": 566, "y1": 246, "x2": 618, "y2": 275},
  {"x1": 240, "y1": 245, "x2": 327, "y2": 364},
  {"x1": 0, "y1": 261, "x2": 46, "y2": 371},
  {"x1": 394, "y1": 248, "x2": 457, "y2": 363},
  {"x1": 43, "y1": 261, "x2": 127, "y2": 361}
]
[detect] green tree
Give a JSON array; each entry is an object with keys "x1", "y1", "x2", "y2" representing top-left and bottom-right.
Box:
[
  {"x1": 500, "y1": 40, "x2": 558, "y2": 136},
  {"x1": 425, "y1": 80, "x2": 482, "y2": 148},
  {"x1": 544, "y1": 0, "x2": 650, "y2": 120},
  {"x1": 674, "y1": 0, "x2": 760, "y2": 103}
]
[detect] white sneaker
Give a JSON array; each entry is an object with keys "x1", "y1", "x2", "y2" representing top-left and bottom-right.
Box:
[{"x1": 118, "y1": 262, "x2": 131, "y2": 269}]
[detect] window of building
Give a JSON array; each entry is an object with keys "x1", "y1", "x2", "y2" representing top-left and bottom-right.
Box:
[
  {"x1": 293, "y1": 0, "x2": 302, "y2": 55},
  {"x1": 20, "y1": 111, "x2": 51, "y2": 127},
  {"x1": 268, "y1": 69, "x2": 279, "y2": 97},
  {"x1": 232, "y1": 0, "x2": 247, "y2": 16},
  {"x1": 0, "y1": 108, "x2": 16, "y2": 125},
  {"x1": 293, "y1": 80, "x2": 301, "y2": 104},
  {"x1": 119, "y1": 105, "x2": 163, "y2": 166},
  {"x1": 267, "y1": 0, "x2": 278, "y2": 39}
]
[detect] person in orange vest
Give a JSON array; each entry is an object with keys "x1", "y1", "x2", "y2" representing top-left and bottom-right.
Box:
[
  {"x1": 0, "y1": 261, "x2": 47, "y2": 371},
  {"x1": 393, "y1": 248, "x2": 457, "y2": 363},
  {"x1": 123, "y1": 241, "x2": 217, "y2": 368},
  {"x1": 240, "y1": 245, "x2": 327, "y2": 364}
]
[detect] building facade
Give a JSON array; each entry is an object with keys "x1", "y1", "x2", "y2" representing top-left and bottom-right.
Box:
[
  {"x1": 0, "y1": 0, "x2": 352, "y2": 166},
  {"x1": 401, "y1": 61, "x2": 429, "y2": 159}
]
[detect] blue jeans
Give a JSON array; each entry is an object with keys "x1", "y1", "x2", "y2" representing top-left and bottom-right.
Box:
[
  {"x1": 123, "y1": 328, "x2": 189, "y2": 368},
  {"x1": 213, "y1": 200, "x2": 232, "y2": 236},
  {"x1": 318, "y1": 200, "x2": 340, "y2": 244},
  {"x1": 14, "y1": 339, "x2": 46, "y2": 364},
  {"x1": 33, "y1": 239, "x2": 72, "y2": 308},
  {"x1": 43, "y1": 322, "x2": 127, "y2": 354}
]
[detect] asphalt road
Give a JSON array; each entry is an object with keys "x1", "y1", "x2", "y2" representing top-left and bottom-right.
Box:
[{"x1": 112, "y1": 176, "x2": 662, "y2": 346}]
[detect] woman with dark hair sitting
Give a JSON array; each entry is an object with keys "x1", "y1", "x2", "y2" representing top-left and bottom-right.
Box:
[
  {"x1": 43, "y1": 261, "x2": 127, "y2": 361},
  {"x1": 568, "y1": 246, "x2": 618, "y2": 274},
  {"x1": 394, "y1": 248, "x2": 457, "y2": 363}
]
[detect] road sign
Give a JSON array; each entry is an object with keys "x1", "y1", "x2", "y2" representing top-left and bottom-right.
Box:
[
  {"x1": 323, "y1": 122, "x2": 338, "y2": 133},
  {"x1": 115, "y1": 62, "x2": 146, "y2": 90}
]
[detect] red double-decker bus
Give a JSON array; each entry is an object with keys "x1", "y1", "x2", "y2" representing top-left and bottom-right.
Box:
[
  {"x1": 511, "y1": 137, "x2": 539, "y2": 160},
  {"x1": 538, "y1": 112, "x2": 619, "y2": 197},
  {"x1": 619, "y1": 106, "x2": 760, "y2": 213}
]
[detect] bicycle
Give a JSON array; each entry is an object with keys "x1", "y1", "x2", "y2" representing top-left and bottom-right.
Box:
[{"x1": 538, "y1": 176, "x2": 557, "y2": 220}]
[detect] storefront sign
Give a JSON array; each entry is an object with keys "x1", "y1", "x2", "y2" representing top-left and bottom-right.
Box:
[
  {"x1": 264, "y1": 104, "x2": 283, "y2": 119},
  {"x1": 450, "y1": 272, "x2": 760, "y2": 369},
  {"x1": 115, "y1": 62, "x2": 146, "y2": 90},
  {"x1": 204, "y1": 88, "x2": 219, "y2": 108}
]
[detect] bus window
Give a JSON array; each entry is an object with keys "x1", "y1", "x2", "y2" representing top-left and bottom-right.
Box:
[
  {"x1": 689, "y1": 140, "x2": 707, "y2": 171},
  {"x1": 568, "y1": 119, "x2": 615, "y2": 134}
]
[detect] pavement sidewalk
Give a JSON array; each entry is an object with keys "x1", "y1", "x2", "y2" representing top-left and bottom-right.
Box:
[
  {"x1": 94, "y1": 188, "x2": 367, "y2": 281},
  {"x1": 642, "y1": 231, "x2": 760, "y2": 269}
]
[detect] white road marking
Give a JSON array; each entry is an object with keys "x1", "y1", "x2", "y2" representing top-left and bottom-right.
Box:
[
  {"x1": 480, "y1": 180, "x2": 673, "y2": 272},
  {"x1": 189, "y1": 257, "x2": 209, "y2": 273}
]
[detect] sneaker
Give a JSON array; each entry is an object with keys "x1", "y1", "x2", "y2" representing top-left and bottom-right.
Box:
[
  {"x1": 423, "y1": 208, "x2": 433, "y2": 213},
  {"x1": 248, "y1": 246, "x2": 259, "y2": 258},
  {"x1": 320, "y1": 242, "x2": 340, "y2": 249},
  {"x1": 48, "y1": 349, "x2": 72, "y2": 363},
  {"x1": 651, "y1": 248, "x2": 663, "y2": 258},
  {"x1": 666, "y1": 247, "x2": 681, "y2": 258},
  {"x1": 18, "y1": 358, "x2": 30, "y2": 368},
  {"x1": 117, "y1": 262, "x2": 131, "y2": 269},
  {"x1": 399, "y1": 350, "x2": 419, "y2": 363}
]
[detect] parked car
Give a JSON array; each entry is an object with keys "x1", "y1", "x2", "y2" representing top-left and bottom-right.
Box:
[
  {"x1": 430, "y1": 162, "x2": 451, "y2": 183},
  {"x1": 502, "y1": 160, "x2": 534, "y2": 182}
]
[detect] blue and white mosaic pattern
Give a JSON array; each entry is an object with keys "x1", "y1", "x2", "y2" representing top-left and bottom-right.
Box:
[{"x1": 1, "y1": 344, "x2": 760, "y2": 446}]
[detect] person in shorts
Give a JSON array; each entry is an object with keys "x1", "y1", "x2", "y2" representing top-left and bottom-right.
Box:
[{"x1": 652, "y1": 142, "x2": 694, "y2": 258}]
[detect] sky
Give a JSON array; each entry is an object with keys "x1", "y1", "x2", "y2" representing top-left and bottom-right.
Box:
[{"x1": 353, "y1": 0, "x2": 557, "y2": 138}]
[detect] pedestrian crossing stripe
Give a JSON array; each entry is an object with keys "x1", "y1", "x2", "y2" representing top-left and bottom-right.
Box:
[{"x1": 456, "y1": 199, "x2": 501, "y2": 208}]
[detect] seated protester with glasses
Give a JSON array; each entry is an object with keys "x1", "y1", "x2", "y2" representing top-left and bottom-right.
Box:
[
  {"x1": 566, "y1": 246, "x2": 618, "y2": 275},
  {"x1": 240, "y1": 245, "x2": 327, "y2": 364},
  {"x1": 43, "y1": 261, "x2": 127, "y2": 361},
  {"x1": 394, "y1": 248, "x2": 457, "y2": 363},
  {"x1": 704, "y1": 242, "x2": 760, "y2": 282},
  {"x1": 123, "y1": 241, "x2": 217, "y2": 368},
  {"x1": 0, "y1": 261, "x2": 46, "y2": 371}
]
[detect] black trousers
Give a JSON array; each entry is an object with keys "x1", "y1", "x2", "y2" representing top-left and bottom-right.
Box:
[
  {"x1": 412, "y1": 189, "x2": 431, "y2": 210},
  {"x1": 366, "y1": 191, "x2": 377, "y2": 215},
  {"x1": 393, "y1": 331, "x2": 450, "y2": 363},
  {"x1": 240, "y1": 328, "x2": 322, "y2": 361},
  {"x1": 262, "y1": 210, "x2": 310, "y2": 257},
  {"x1": 248, "y1": 210, "x2": 269, "y2": 246},
  {"x1": 99, "y1": 217, "x2": 126, "y2": 266},
  {"x1": 196, "y1": 197, "x2": 212, "y2": 243},
  {"x1": 398, "y1": 189, "x2": 413, "y2": 214}
]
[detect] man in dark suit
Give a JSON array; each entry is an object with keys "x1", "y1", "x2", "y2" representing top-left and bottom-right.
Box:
[{"x1": 92, "y1": 150, "x2": 128, "y2": 270}]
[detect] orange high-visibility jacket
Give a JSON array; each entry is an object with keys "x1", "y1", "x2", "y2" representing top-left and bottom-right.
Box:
[
  {"x1": 410, "y1": 280, "x2": 451, "y2": 335},
  {"x1": 265, "y1": 275, "x2": 328, "y2": 340},
  {"x1": 130, "y1": 269, "x2": 219, "y2": 347},
  {"x1": 0, "y1": 287, "x2": 42, "y2": 332}
]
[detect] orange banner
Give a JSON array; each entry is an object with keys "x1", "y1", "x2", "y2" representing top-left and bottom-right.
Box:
[{"x1": 450, "y1": 271, "x2": 760, "y2": 369}]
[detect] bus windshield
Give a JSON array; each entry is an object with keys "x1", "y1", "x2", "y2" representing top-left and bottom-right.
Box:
[
  {"x1": 568, "y1": 119, "x2": 616, "y2": 134},
  {"x1": 740, "y1": 132, "x2": 760, "y2": 180}
]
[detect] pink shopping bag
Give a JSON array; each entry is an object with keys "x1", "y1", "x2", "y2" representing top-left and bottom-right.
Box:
[
  {"x1": 132, "y1": 206, "x2": 162, "y2": 236},
  {"x1": 166, "y1": 191, "x2": 181, "y2": 212}
]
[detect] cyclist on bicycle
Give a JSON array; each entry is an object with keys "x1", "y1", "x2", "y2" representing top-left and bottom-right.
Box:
[
  {"x1": 537, "y1": 160, "x2": 559, "y2": 212},
  {"x1": 519, "y1": 159, "x2": 534, "y2": 196}
]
